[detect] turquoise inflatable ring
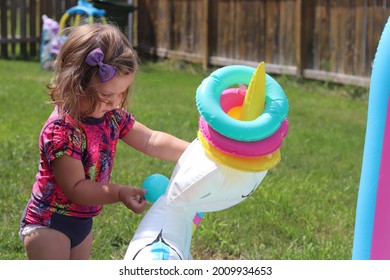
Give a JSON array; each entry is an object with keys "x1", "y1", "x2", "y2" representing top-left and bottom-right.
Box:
[{"x1": 195, "y1": 65, "x2": 289, "y2": 142}]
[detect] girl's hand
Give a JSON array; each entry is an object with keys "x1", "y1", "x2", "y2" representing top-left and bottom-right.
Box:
[{"x1": 119, "y1": 186, "x2": 147, "y2": 214}]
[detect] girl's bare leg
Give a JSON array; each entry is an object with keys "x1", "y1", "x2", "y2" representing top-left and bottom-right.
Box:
[{"x1": 24, "y1": 228, "x2": 71, "y2": 260}]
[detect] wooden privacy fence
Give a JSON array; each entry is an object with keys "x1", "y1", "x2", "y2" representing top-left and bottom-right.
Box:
[
  {"x1": 1, "y1": 0, "x2": 390, "y2": 87},
  {"x1": 136, "y1": 0, "x2": 390, "y2": 87},
  {"x1": 0, "y1": 0, "x2": 77, "y2": 60}
]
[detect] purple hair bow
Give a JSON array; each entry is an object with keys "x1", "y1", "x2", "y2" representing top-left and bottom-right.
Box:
[{"x1": 85, "y1": 48, "x2": 117, "y2": 82}]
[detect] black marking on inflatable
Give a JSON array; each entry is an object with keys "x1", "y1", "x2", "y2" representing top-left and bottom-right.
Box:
[{"x1": 132, "y1": 229, "x2": 183, "y2": 260}]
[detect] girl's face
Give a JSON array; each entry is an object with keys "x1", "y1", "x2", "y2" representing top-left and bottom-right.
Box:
[{"x1": 90, "y1": 72, "x2": 135, "y2": 118}]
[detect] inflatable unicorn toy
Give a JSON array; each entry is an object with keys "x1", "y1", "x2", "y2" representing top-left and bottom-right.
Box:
[{"x1": 124, "y1": 62, "x2": 289, "y2": 260}]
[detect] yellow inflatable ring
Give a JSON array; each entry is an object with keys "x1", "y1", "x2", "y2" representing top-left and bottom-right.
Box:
[{"x1": 197, "y1": 131, "x2": 281, "y2": 172}]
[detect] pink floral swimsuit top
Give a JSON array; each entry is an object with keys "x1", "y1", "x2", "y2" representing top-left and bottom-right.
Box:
[{"x1": 23, "y1": 107, "x2": 134, "y2": 226}]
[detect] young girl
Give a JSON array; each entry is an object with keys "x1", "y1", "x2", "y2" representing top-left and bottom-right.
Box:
[{"x1": 19, "y1": 23, "x2": 189, "y2": 260}]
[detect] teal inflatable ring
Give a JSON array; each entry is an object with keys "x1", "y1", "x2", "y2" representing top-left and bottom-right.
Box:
[{"x1": 196, "y1": 65, "x2": 289, "y2": 142}]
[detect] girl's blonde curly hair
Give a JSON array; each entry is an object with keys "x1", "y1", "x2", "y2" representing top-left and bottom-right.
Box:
[{"x1": 48, "y1": 22, "x2": 139, "y2": 122}]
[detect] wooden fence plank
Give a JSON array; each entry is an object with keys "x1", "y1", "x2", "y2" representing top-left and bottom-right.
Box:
[
  {"x1": 330, "y1": 0, "x2": 338, "y2": 73},
  {"x1": 280, "y1": 0, "x2": 287, "y2": 65},
  {"x1": 295, "y1": 0, "x2": 303, "y2": 76},
  {"x1": 258, "y1": 0, "x2": 266, "y2": 61},
  {"x1": 354, "y1": 0, "x2": 364, "y2": 76},
  {"x1": 10, "y1": 0, "x2": 16, "y2": 58},
  {"x1": 366, "y1": 0, "x2": 374, "y2": 73},
  {"x1": 1, "y1": 0, "x2": 8, "y2": 58},
  {"x1": 29, "y1": 0, "x2": 38, "y2": 58},
  {"x1": 202, "y1": 0, "x2": 210, "y2": 68},
  {"x1": 338, "y1": 0, "x2": 347, "y2": 74},
  {"x1": 322, "y1": 1, "x2": 331, "y2": 71},
  {"x1": 285, "y1": 0, "x2": 295, "y2": 66},
  {"x1": 313, "y1": 0, "x2": 322, "y2": 70},
  {"x1": 20, "y1": 0, "x2": 27, "y2": 59},
  {"x1": 265, "y1": 0, "x2": 277, "y2": 64},
  {"x1": 346, "y1": 0, "x2": 353, "y2": 75}
]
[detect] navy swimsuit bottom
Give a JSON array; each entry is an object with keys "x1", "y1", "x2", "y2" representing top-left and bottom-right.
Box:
[{"x1": 50, "y1": 213, "x2": 93, "y2": 248}]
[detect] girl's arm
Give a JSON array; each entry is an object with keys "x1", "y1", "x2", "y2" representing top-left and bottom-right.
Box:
[
  {"x1": 122, "y1": 121, "x2": 190, "y2": 161},
  {"x1": 51, "y1": 155, "x2": 146, "y2": 213}
]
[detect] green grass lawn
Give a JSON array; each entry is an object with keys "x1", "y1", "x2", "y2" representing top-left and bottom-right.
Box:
[{"x1": 0, "y1": 59, "x2": 368, "y2": 260}]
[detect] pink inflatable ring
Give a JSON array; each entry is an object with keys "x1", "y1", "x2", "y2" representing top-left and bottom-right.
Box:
[{"x1": 199, "y1": 117, "x2": 289, "y2": 158}]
